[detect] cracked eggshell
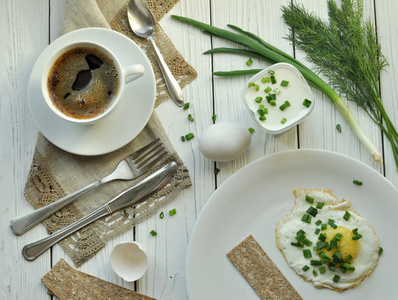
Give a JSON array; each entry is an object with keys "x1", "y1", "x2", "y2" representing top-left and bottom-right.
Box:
[
  {"x1": 110, "y1": 241, "x2": 148, "y2": 282},
  {"x1": 199, "y1": 122, "x2": 251, "y2": 162}
]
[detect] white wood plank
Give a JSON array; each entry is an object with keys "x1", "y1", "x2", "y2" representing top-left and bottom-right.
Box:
[
  {"x1": 135, "y1": 0, "x2": 215, "y2": 298},
  {"x1": 376, "y1": 0, "x2": 398, "y2": 186},
  {"x1": 211, "y1": 0, "x2": 296, "y2": 188},
  {"x1": 0, "y1": 0, "x2": 51, "y2": 299}
]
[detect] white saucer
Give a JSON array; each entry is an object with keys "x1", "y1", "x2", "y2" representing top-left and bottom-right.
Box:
[{"x1": 28, "y1": 28, "x2": 156, "y2": 156}]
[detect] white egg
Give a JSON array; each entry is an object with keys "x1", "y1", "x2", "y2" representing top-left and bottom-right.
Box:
[
  {"x1": 199, "y1": 122, "x2": 251, "y2": 162},
  {"x1": 110, "y1": 241, "x2": 148, "y2": 282},
  {"x1": 276, "y1": 189, "x2": 380, "y2": 291}
]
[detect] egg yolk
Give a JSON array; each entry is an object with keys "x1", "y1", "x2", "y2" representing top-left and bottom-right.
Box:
[{"x1": 319, "y1": 226, "x2": 359, "y2": 262}]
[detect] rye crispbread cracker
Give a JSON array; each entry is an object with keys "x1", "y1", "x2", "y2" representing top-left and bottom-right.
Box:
[
  {"x1": 41, "y1": 259, "x2": 155, "y2": 300},
  {"x1": 227, "y1": 235, "x2": 302, "y2": 300}
]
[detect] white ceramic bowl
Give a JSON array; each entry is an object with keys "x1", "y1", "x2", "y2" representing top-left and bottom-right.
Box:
[
  {"x1": 110, "y1": 241, "x2": 148, "y2": 282},
  {"x1": 242, "y1": 62, "x2": 314, "y2": 134}
]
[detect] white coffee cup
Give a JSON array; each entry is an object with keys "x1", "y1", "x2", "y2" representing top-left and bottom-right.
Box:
[{"x1": 42, "y1": 40, "x2": 145, "y2": 125}]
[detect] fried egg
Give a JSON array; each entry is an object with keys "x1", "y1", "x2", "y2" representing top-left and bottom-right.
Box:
[{"x1": 275, "y1": 189, "x2": 380, "y2": 291}]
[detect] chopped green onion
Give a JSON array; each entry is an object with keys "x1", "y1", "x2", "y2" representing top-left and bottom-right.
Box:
[
  {"x1": 336, "y1": 124, "x2": 342, "y2": 133},
  {"x1": 346, "y1": 254, "x2": 353, "y2": 261},
  {"x1": 159, "y1": 211, "x2": 164, "y2": 219},
  {"x1": 268, "y1": 70, "x2": 275, "y2": 75},
  {"x1": 316, "y1": 241, "x2": 326, "y2": 250},
  {"x1": 306, "y1": 206, "x2": 318, "y2": 217},
  {"x1": 316, "y1": 202, "x2": 324, "y2": 209},
  {"x1": 321, "y1": 257, "x2": 331, "y2": 264},
  {"x1": 333, "y1": 275, "x2": 341, "y2": 283},
  {"x1": 343, "y1": 211, "x2": 351, "y2": 221},
  {"x1": 303, "y1": 249, "x2": 312, "y2": 258},
  {"x1": 302, "y1": 99, "x2": 312, "y2": 108},
  {"x1": 150, "y1": 230, "x2": 157, "y2": 236},
  {"x1": 318, "y1": 233, "x2": 327, "y2": 241},
  {"x1": 352, "y1": 234, "x2": 363, "y2": 240},
  {"x1": 248, "y1": 127, "x2": 255, "y2": 134},
  {"x1": 329, "y1": 265, "x2": 336, "y2": 271},
  {"x1": 333, "y1": 251, "x2": 342, "y2": 262},
  {"x1": 246, "y1": 58, "x2": 253, "y2": 66},
  {"x1": 270, "y1": 93, "x2": 277, "y2": 100},
  {"x1": 212, "y1": 114, "x2": 217, "y2": 121},
  {"x1": 279, "y1": 103, "x2": 288, "y2": 111},
  {"x1": 262, "y1": 76, "x2": 270, "y2": 83},
  {"x1": 343, "y1": 263, "x2": 355, "y2": 271},
  {"x1": 328, "y1": 219, "x2": 337, "y2": 229},
  {"x1": 270, "y1": 75, "x2": 277, "y2": 84},
  {"x1": 330, "y1": 240, "x2": 338, "y2": 249},
  {"x1": 321, "y1": 223, "x2": 327, "y2": 230},
  {"x1": 353, "y1": 179, "x2": 363, "y2": 185},
  {"x1": 123, "y1": 209, "x2": 129, "y2": 217},
  {"x1": 214, "y1": 168, "x2": 220, "y2": 175},
  {"x1": 248, "y1": 82, "x2": 255, "y2": 87},
  {"x1": 188, "y1": 114, "x2": 194, "y2": 122},
  {"x1": 274, "y1": 88, "x2": 281, "y2": 95},
  {"x1": 270, "y1": 100, "x2": 276, "y2": 106},
  {"x1": 313, "y1": 245, "x2": 319, "y2": 252},
  {"x1": 183, "y1": 102, "x2": 190, "y2": 110},
  {"x1": 259, "y1": 115, "x2": 266, "y2": 121},
  {"x1": 185, "y1": 133, "x2": 194, "y2": 140},
  {"x1": 315, "y1": 219, "x2": 322, "y2": 226},
  {"x1": 302, "y1": 265, "x2": 310, "y2": 272},
  {"x1": 301, "y1": 214, "x2": 312, "y2": 223},
  {"x1": 303, "y1": 239, "x2": 313, "y2": 246},
  {"x1": 352, "y1": 228, "x2": 359, "y2": 235},
  {"x1": 313, "y1": 270, "x2": 318, "y2": 277},
  {"x1": 310, "y1": 260, "x2": 322, "y2": 266},
  {"x1": 319, "y1": 266, "x2": 326, "y2": 274},
  {"x1": 255, "y1": 84, "x2": 260, "y2": 91},
  {"x1": 333, "y1": 233, "x2": 343, "y2": 241},
  {"x1": 280, "y1": 80, "x2": 289, "y2": 87},
  {"x1": 291, "y1": 242, "x2": 304, "y2": 248},
  {"x1": 305, "y1": 195, "x2": 314, "y2": 204},
  {"x1": 281, "y1": 117, "x2": 287, "y2": 124},
  {"x1": 297, "y1": 229, "x2": 306, "y2": 235},
  {"x1": 315, "y1": 228, "x2": 321, "y2": 234},
  {"x1": 296, "y1": 233, "x2": 306, "y2": 243},
  {"x1": 265, "y1": 95, "x2": 272, "y2": 103},
  {"x1": 378, "y1": 247, "x2": 383, "y2": 255},
  {"x1": 169, "y1": 208, "x2": 177, "y2": 216},
  {"x1": 264, "y1": 86, "x2": 272, "y2": 93},
  {"x1": 255, "y1": 96, "x2": 263, "y2": 103}
]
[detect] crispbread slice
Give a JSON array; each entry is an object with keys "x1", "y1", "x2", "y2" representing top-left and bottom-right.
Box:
[
  {"x1": 227, "y1": 235, "x2": 302, "y2": 300},
  {"x1": 41, "y1": 258, "x2": 155, "y2": 300}
]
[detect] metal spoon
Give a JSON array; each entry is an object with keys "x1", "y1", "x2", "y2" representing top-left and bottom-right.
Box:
[{"x1": 128, "y1": 0, "x2": 184, "y2": 107}]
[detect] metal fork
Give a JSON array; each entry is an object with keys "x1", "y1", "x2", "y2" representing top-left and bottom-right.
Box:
[{"x1": 10, "y1": 139, "x2": 167, "y2": 235}]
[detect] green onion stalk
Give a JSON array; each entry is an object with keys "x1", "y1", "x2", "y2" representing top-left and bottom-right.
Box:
[{"x1": 171, "y1": 1, "x2": 395, "y2": 167}]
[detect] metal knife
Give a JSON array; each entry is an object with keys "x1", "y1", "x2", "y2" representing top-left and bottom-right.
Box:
[{"x1": 22, "y1": 161, "x2": 178, "y2": 261}]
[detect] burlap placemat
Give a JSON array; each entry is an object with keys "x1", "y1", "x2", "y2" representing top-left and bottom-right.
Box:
[{"x1": 24, "y1": 0, "x2": 196, "y2": 267}]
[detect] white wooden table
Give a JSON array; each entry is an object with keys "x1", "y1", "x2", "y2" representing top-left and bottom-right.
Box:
[{"x1": 1, "y1": 0, "x2": 397, "y2": 299}]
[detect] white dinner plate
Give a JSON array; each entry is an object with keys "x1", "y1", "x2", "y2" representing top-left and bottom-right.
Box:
[
  {"x1": 186, "y1": 150, "x2": 398, "y2": 299},
  {"x1": 28, "y1": 28, "x2": 156, "y2": 155}
]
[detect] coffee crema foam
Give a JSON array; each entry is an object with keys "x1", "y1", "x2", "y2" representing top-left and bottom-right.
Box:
[{"x1": 47, "y1": 46, "x2": 120, "y2": 120}]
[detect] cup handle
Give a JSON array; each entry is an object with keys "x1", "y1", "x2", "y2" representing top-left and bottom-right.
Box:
[{"x1": 124, "y1": 64, "x2": 145, "y2": 84}]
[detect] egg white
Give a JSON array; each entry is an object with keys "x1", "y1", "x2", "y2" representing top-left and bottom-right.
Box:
[{"x1": 276, "y1": 189, "x2": 380, "y2": 291}]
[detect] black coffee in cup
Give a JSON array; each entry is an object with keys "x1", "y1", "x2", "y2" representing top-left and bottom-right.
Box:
[{"x1": 47, "y1": 46, "x2": 120, "y2": 120}]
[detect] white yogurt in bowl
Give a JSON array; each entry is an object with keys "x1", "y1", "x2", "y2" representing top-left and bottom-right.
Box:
[{"x1": 242, "y1": 63, "x2": 314, "y2": 134}]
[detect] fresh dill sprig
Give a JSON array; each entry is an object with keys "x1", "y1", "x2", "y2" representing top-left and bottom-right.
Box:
[{"x1": 282, "y1": 0, "x2": 398, "y2": 168}]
